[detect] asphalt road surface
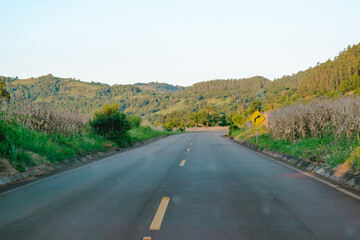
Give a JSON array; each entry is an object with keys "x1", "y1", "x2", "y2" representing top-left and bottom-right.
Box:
[{"x1": 0, "y1": 132, "x2": 359, "y2": 240}]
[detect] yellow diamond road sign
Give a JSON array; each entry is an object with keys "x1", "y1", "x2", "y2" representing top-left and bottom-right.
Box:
[{"x1": 249, "y1": 110, "x2": 266, "y2": 127}]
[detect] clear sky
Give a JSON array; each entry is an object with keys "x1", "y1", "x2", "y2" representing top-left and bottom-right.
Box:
[{"x1": 1, "y1": 0, "x2": 359, "y2": 86}]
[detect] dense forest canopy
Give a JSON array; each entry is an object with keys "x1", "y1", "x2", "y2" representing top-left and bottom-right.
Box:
[
  {"x1": 134, "y1": 82, "x2": 184, "y2": 93},
  {"x1": 2, "y1": 43, "x2": 360, "y2": 127}
]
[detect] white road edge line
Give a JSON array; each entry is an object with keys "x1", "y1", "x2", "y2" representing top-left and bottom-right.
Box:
[{"x1": 234, "y1": 142, "x2": 360, "y2": 201}]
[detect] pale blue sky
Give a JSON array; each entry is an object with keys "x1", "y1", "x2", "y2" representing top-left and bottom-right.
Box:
[{"x1": 1, "y1": 0, "x2": 359, "y2": 86}]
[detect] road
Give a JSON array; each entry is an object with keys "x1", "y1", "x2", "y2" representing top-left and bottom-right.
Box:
[{"x1": 0, "y1": 132, "x2": 359, "y2": 240}]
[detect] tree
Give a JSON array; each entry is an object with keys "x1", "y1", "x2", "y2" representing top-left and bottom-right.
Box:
[
  {"x1": 247, "y1": 100, "x2": 262, "y2": 115},
  {"x1": 89, "y1": 104, "x2": 131, "y2": 146},
  {"x1": 0, "y1": 77, "x2": 10, "y2": 102},
  {"x1": 339, "y1": 74, "x2": 360, "y2": 92},
  {"x1": 165, "y1": 117, "x2": 183, "y2": 130},
  {"x1": 232, "y1": 114, "x2": 246, "y2": 126}
]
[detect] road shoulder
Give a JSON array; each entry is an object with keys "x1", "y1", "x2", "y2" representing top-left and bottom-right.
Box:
[
  {"x1": 226, "y1": 136, "x2": 360, "y2": 199},
  {"x1": 0, "y1": 135, "x2": 168, "y2": 192}
]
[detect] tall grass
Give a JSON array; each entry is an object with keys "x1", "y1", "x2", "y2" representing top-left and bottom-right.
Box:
[
  {"x1": 268, "y1": 96, "x2": 360, "y2": 142},
  {"x1": 2, "y1": 102, "x2": 87, "y2": 134}
]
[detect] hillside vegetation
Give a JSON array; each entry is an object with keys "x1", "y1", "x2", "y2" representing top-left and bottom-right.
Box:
[{"x1": 2, "y1": 43, "x2": 360, "y2": 128}]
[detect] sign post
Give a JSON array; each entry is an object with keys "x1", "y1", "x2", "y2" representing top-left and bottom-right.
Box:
[
  {"x1": 256, "y1": 126, "x2": 258, "y2": 143},
  {"x1": 249, "y1": 110, "x2": 266, "y2": 144}
]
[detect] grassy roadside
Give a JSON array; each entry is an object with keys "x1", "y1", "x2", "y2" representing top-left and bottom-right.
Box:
[
  {"x1": 0, "y1": 122, "x2": 170, "y2": 173},
  {"x1": 128, "y1": 125, "x2": 171, "y2": 143},
  {"x1": 230, "y1": 126, "x2": 360, "y2": 171}
]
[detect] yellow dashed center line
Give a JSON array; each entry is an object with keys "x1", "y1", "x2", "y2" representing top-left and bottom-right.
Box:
[
  {"x1": 149, "y1": 197, "x2": 170, "y2": 230},
  {"x1": 179, "y1": 160, "x2": 186, "y2": 167}
]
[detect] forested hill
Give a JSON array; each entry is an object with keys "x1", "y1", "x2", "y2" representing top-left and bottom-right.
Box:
[
  {"x1": 134, "y1": 82, "x2": 184, "y2": 93},
  {"x1": 186, "y1": 77, "x2": 270, "y2": 92},
  {"x1": 255, "y1": 43, "x2": 360, "y2": 109},
  {"x1": 1, "y1": 43, "x2": 360, "y2": 125},
  {"x1": 1, "y1": 74, "x2": 270, "y2": 123},
  {"x1": 1, "y1": 75, "x2": 186, "y2": 117}
]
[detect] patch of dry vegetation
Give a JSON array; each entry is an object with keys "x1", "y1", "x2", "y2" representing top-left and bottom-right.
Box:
[
  {"x1": 3, "y1": 102, "x2": 87, "y2": 134},
  {"x1": 268, "y1": 96, "x2": 360, "y2": 142}
]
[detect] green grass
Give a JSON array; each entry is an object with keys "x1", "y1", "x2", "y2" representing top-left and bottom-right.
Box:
[
  {"x1": 230, "y1": 126, "x2": 268, "y2": 140},
  {"x1": 0, "y1": 121, "x2": 114, "y2": 171},
  {"x1": 346, "y1": 145, "x2": 360, "y2": 172},
  {"x1": 0, "y1": 119, "x2": 171, "y2": 172},
  {"x1": 13, "y1": 125, "x2": 112, "y2": 163},
  {"x1": 128, "y1": 126, "x2": 168, "y2": 143},
  {"x1": 230, "y1": 126, "x2": 360, "y2": 170}
]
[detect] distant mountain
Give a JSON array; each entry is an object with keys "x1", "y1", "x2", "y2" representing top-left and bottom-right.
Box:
[{"x1": 2, "y1": 43, "x2": 360, "y2": 125}]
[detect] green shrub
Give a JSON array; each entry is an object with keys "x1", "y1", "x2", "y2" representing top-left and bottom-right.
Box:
[
  {"x1": 129, "y1": 115, "x2": 142, "y2": 128},
  {"x1": 0, "y1": 119, "x2": 12, "y2": 156},
  {"x1": 165, "y1": 117, "x2": 183, "y2": 130},
  {"x1": 89, "y1": 104, "x2": 131, "y2": 146},
  {"x1": 229, "y1": 124, "x2": 240, "y2": 135},
  {"x1": 0, "y1": 119, "x2": 7, "y2": 142},
  {"x1": 232, "y1": 114, "x2": 246, "y2": 126}
]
